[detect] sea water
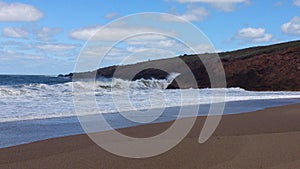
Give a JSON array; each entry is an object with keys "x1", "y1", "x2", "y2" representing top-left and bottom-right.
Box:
[{"x1": 1, "y1": 74, "x2": 300, "y2": 148}]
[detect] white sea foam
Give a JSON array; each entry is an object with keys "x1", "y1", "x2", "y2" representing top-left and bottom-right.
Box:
[{"x1": 1, "y1": 74, "x2": 300, "y2": 123}]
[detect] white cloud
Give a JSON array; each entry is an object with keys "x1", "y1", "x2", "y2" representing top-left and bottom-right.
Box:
[
  {"x1": 37, "y1": 44, "x2": 77, "y2": 51},
  {"x1": 69, "y1": 24, "x2": 176, "y2": 41},
  {"x1": 105, "y1": 12, "x2": 119, "y2": 19},
  {"x1": 2, "y1": 27, "x2": 29, "y2": 38},
  {"x1": 126, "y1": 35, "x2": 176, "y2": 47},
  {"x1": 1, "y1": 26, "x2": 62, "y2": 41},
  {"x1": 69, "y1": 26, "x2": 99, "y2": 40},
  {"x1": 1, "y1": 40, "x2": 32, "y2": 50},
  {"x1": 77, "y1": 44, "x2": 131, "y2": 71},
  {"x1": 177, "y1": 0, "x2": 246, "y2": 2},
  {"x1": 281, "y1": 16, "x2": 300, "y2": 35},
  {"x1": 71, "y1": 23, "x2": 217, "y2": 67},
  {"x1": 0, "y1": 50, "x2": 44, "y2": 60},
  {"x1": 126, "y1": 46, "x2": 150, "y2": 53},
  {"x1": 126, "y1": 35, "x2": 180, "y2": 53},
  {"x1": 80, "y1": 45, "x2": 127, "y2": 58},
  {"x1": 236, "y1": 27, "x2": 273, "y2": 42},
  {"x1": 188, "y1": 43, "x2": 216, "y2": 53},
  {"x1": 36, "y1": 27, "x2": 62, "y2": 41},
  {"x1": 126, "y1": 35, "x2": 216, "y2": 55},
  {"x1": 79, "y1": 36, "x2": 178, "y2": 65},
  {"x1": 175, "y1": 0, "x2": 249, "y2": 12},
  {"x1": 34, "y1": 42, "x2": 80, "y2": 58},
  {"x1": 162, "y1": 6, "x2": 209, "y2": 22},
  {"x1": 0, "y1": 48, "x2": 73, "y2": 75},
  {"x1": 294, "y1": 0, "x2": 300, "y2": 6},
  {"x1": 0, "y1": 39, "x2": 79, "y2": 59},
  {"x1": 0, "y1": 1, "x2": 43, "y2": 22},
  {"x1": 210, "y1": 2, "x2": 241, "y2": 11},
  {"x1": 120, "y1": 48, "x2": 176, "y2": 65}
]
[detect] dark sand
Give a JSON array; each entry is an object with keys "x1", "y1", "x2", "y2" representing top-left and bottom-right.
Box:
[{"x1": 1, "y1": 104, "x2": 300, "y2": 169}]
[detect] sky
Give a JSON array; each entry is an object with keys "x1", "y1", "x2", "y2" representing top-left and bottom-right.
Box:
[{"x1": 0, "y1": 0, "x2": 299, "y2": 75}]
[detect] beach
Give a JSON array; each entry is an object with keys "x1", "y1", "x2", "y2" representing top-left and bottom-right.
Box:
[
  {"x1": 0, "y1": 1, "x2": 299, "y2": 169},
  {"x1": 0, "y1": 103, "x2": 300, "y2": 169}
]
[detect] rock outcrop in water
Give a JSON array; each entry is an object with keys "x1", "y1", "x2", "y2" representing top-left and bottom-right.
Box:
[{"x1": 64, "y1": 40, "x2": 300, "y2": 91}]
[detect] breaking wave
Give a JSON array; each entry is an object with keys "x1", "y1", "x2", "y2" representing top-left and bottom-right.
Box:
[
  {"x1": 1, "y1": 73, "x2": 300, "y2": 123},
  {"x1": 0, "y1": 73, "x2": 180, "y2": 97}
]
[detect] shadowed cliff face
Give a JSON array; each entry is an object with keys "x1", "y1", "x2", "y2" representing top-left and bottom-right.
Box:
[
  {"x1": 223, "y1": 45, "x2": 300, "y2": 91},
  {"x1": 67, "y1": 40, "x2": 300, "y2": 91}
]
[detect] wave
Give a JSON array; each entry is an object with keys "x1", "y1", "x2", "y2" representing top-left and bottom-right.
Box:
[
  {"x1": 0, "y1": 83, "x2": 72, "y2": 97},
  {"x1": 0, "y1": 73, "x2": 180, "y2": 97},
  {"x1": 1, "y1": 86, "x2": 300, "y2": 122},
  {"x1": 94, "y1": 72, "x2": 180, "y2": 90},
  {"x1": 1, "y1": 73, "x2": 300, "y2": 123}
]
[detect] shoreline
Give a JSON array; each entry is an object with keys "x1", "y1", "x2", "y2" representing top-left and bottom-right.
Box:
[
  {"x1": 1, "y1": 98, "x2": 300, "y2": 149},
  {"x1": 1, "y1": 103, "x2": 300, "y2": 168}
]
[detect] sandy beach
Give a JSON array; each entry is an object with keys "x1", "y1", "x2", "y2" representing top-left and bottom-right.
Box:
[{"x1": 1, "y1": 103, "x2": 300, "y2": 169}]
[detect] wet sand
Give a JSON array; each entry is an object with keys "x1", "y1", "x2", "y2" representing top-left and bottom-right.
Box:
[{"x1": 1, "y1": 103, "x2": 300, "y2": 169}]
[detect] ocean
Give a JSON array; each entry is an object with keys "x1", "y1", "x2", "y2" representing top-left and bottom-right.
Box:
[{"x1": 1, "y1": 74, "x2": 300, "y2": 148}]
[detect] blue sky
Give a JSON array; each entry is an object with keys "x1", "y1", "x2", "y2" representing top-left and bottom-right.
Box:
[{"x1": 0, "y1": 0, "x2": 299, "y2": 75}]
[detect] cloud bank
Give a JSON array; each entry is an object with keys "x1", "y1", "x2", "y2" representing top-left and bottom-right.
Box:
[{"x1": 0, "y1": 1, "x2": 43, "y2": 22}]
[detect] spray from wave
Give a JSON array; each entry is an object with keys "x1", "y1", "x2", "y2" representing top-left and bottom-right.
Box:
[
  {"x1": 93, "y1": 72, "x2": 180, "y2": 90},
  {"x1": 1, "y1": 73, "x2": 300, "y2": 122},
  {"x1": 0, "y1": 72, "x2": 180, "y2": 97}
]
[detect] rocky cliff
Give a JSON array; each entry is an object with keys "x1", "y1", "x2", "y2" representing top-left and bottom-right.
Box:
[{"x1": 65, "y1": 40, "x2": 300, "y2": 91}]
